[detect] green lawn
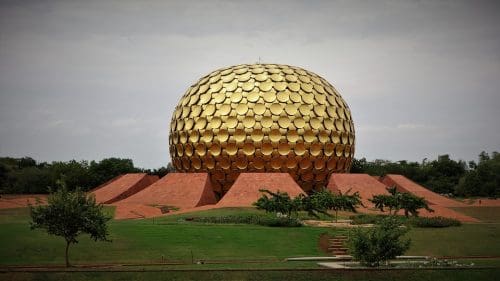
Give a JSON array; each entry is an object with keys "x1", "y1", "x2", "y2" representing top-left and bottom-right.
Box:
[
  {"x1": 407, "y1": 224, "x2": 500, "y2": 257},
  {"x1": 0, "y1": 208, "x2": 334, "y2": 265},
  {"x1": 451, "y1": 207, "x2": 500, "y2": 223},
  {"x1": 1, "y1": 206, "x2": 499, "y2": 271}
]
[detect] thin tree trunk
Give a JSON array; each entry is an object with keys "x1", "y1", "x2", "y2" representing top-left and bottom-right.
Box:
[{"x1": 65, "y1": 240, "x2": 70, "y2": 267}]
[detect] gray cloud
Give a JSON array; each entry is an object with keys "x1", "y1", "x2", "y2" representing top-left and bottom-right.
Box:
[{"x1": 1, "y1": 0, "x2": 499, "y2": 168}]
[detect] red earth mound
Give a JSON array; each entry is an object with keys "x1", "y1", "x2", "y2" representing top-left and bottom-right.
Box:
[
  {"x1": 91, "y1": 173, "x2": 159, "y2": 204},
  {"x1": 118, "y1": 173, "x2": 217, "y2": 209},
  {"x1": 327, "y1": 173, "x2": 391, "y2": 209},
  {"x1": 216, "y1": 173, "x2": 306, "y2": 208},
  {"x1": 112, "y1": 173, "x2": 217, "y2": 220},
  {"x1": 381, "y1": 174, "x2": 467, "y2": 207},
  {"x1": 0, "y1": 194, "x2": 47, "y2": 209},
  {"x1": 327, "y1": 173, "x2": 478, "y2": 222}
]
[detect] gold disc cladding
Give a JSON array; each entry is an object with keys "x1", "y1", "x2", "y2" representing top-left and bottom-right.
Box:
[
  {"x1": 226, "y1": 116, "x2": 238, "y2": 128},
  {"x1": 262, "y1": 91, "x2": 276, "y2": 102},
  {"x1": 251, "y1": 129, "x2": 264, "y2": 142},
  {"x1": 243, "y1": 116, "x2": 256, "y2": 128},
  {"x1": 234, "y1": 129, "x2": 246, "y2": 142},
  {"x1": 285, "y1": 104, "x2": 298, "y2": 115},
  {"x1": 230, "y1": 92, "x2": 242, "y2": 103},
  {"x1": 170, "y1": 63, "x2": 355, "y2": 193},
  {"x1": 261, "y1": 116, "x2": 273, "y2": 128},
  {"x1": 259, "y1": 81, "x2": 273, "y2": 91},
  {"x1": 236, "y1": 104, "x2": 248, "y2": 115},
  {"x1": 253, "y1": 103, "x2": 266, "y2": 115},
  {"x1": 269, "y1": 129, "x2": 281, "y2": 142},
  {"x1": 287, "y1": 130, "x2": 299, "y2": 142},
  {"x1": 277, "y1": 91, "x2": 289, "y2": 102},
  {"x1": 219, "y1": 104, "x2": 231, "y2": 115},
  {"x1": 247, "y1": 91, "x2": 260, "y2": 102},
  {"x1": 270, "y1": 103, "x2": 283, "y2": 115},
  {"x1": 278, "y1": 116, "x2": 291, "y2": 128}
]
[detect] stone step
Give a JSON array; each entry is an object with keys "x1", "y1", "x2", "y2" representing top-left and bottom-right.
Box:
[{"x1": 328, "y1": 247, "x2": 348, "y2": 251}]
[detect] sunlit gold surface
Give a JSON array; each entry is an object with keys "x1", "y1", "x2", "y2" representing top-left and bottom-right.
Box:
[{"x1": 169, "y1": 64, "x2": 355, "y2": 195}]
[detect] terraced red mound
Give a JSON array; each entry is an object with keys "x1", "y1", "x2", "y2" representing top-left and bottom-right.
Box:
[
  {"x1": 216, "y1": 173, "x2": 306, "y2": 208},
  {"x1": 381, "y1": 174, "x2": 467, "y2": 207},
  {"x1": 118, "y1": 173, "x2": 217, "y2": 209},
  {"x1": 327, "y1": 173, "x2": 391, "y2": 209},
  {"x1": 91, "y1": 173, "x2": 159, "y2": 204}
]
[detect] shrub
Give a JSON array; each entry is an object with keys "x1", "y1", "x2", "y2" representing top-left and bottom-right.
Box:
[
  {"x1": 348, "y1": 217, "x2": 411, "y2": 267},
  {"x1": 350, "y1": 214, "x2": 461, "y2": 228},
  {"x1": 350, "y1": 214, "x2": 405, "y2": 225},
  {"x1": 408, "y1": 216, "x2": 461, "y2": 228},
  {"x1": 187, "y1": 215, "x2": 302, "y2": 227}
]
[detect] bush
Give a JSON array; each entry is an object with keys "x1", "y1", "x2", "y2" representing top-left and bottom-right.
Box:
[
  {"x1": 408, "y1": 216, "x2": 461, "y2": 228},
  {"x1": 349, "y1": 217, "x2": 411, "y2": 267},
  {"x1": 350, "y1": 214, "x2": 405, "y2": 225},
  {"x1": 350, "y1": 214, "x2": 461, "y2": 228},
  {"x1": 187, "y1": 215, "x2": 302, "y2": 227}
]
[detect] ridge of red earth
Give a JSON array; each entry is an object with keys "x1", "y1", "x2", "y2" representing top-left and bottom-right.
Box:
[
  {"x1": 327, "y1": 173, "x2": 391, "y2": 209},
  {"x1": 381, "y1": 174, "x2": 467, "y2": 207},
  {"x1": 91, "y1": 173, "x2": 159, "y2": 204},
  {"x1": 327, "y1": 173, "x2": 478, "y2": 222},
  {"x1": 88, "y1": 174, "x2": 125, "y2": 192},
  {"x1": 216, "y1": 173, "x2": 306, "y2": 208},
  {"x1": 112, "y1": 173, "x2": 217, "y2": 219}
]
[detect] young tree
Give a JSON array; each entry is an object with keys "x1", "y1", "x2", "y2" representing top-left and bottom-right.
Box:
[
  {"x1": 29, "y1": 181, "x2": 111, "y2": 266},
  {"x1": 398, "y1": 192, "x2": 434, "y2": 217},
  {"x1": 370, "y1": 186, "x2": 433, "y2": 217},
  {"x1": 370, "y1": 194, "x2": 399, "y2": 215},
  {"x1": 310, "y1": 189, "x2": 363, "y2": 222},
  {"x1": 253, "y1": 189, "x2": 301, "y2": 217},
  {"x1": 349, "y1": 217, "x2": 411, "y2": 267}
]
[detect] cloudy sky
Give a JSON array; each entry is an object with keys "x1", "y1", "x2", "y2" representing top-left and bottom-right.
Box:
[{"x1": 1, "y1": 0, "x2": 499, "y2": 168}]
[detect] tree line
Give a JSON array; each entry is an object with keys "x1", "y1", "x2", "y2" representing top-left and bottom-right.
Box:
[
  {"x1": 1, "y1": 151, "x2": 498, "y2": 197},
  {"x1": 0, "y1": 157, "x2": 174, "y2": 194},
  {"x1": 352, "y1": 151, "x2": 499, "y2": 198}
]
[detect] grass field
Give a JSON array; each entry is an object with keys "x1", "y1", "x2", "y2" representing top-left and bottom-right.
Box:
[
  {"x1": 451, "y1": 206, "x2": 500, "y2": 223},
  {"x1": 1, "y1": 206, "x2": 499, "y2": 280},
  {"x1": 0, "y1": 208, "x2": 337, "y2": 265}
]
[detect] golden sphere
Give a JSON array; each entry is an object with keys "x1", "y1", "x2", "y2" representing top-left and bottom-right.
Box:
[{"x1": 169, "y1": 64, "x2": 355, "y2": 195}]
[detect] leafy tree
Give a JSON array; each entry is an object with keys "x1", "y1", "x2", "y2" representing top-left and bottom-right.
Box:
[
  {"x1": 370, "y1": 187, "x2": 433, "y2": 217},
  {"x1": 370, "y1": 194, "x2": 399, "y2": 215},
  {"x1": 456, "y1": 151, "x2": 500, "y2": 197},
  {"x1": 29, "y1": 181, "x2": 111, "y2": 266},
  {"x1": 253, "y1": 189, "x2": 302, "y2": 217},
  {"x1": 348, "y1": 217, "x2": 411, "y2": 267},
  {"x1": 310, "y1": 189, "x2": 363, "y2": 222},
  {"x1": 398, "y1": 192, "x2": 434, "y2": 217},
  {"x1": 88, "y1": 158, "x2": 140, "y2": 188}
]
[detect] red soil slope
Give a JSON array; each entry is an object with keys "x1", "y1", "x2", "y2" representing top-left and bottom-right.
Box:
[
  {"x1": 327, "y1": 173, "x2": 478, "y2": 222},
  {"x1": 216, "y1": 173, "x2": 306, "y2": 208},
  {"x1": 0, "y1": 194, "x2": 47, "y2": 209},
  {"x1": 92, "y1": 173, "x2": 159, "y2": 204},
  {"x1": 118, "y1": 173, "x2": 217, "y2": 209},
  {"x1": 381, "y1": 174, "x2": 466, "y2": 207},
  {"x1": 113, "y1": 203, "x2": 163, "y2": 219},
  {"x1": 327, "y1": 173, "x2": 391, "y2": 208}
]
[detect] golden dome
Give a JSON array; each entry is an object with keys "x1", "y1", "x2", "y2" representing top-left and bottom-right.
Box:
[{"x1": 169, "y1": 64, "x2": 355, "y2": 195}]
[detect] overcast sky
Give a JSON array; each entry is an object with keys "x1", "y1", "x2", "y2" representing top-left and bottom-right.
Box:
[{"x1": 1, "y1": 0, "x2": 499, "y2": 169}]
